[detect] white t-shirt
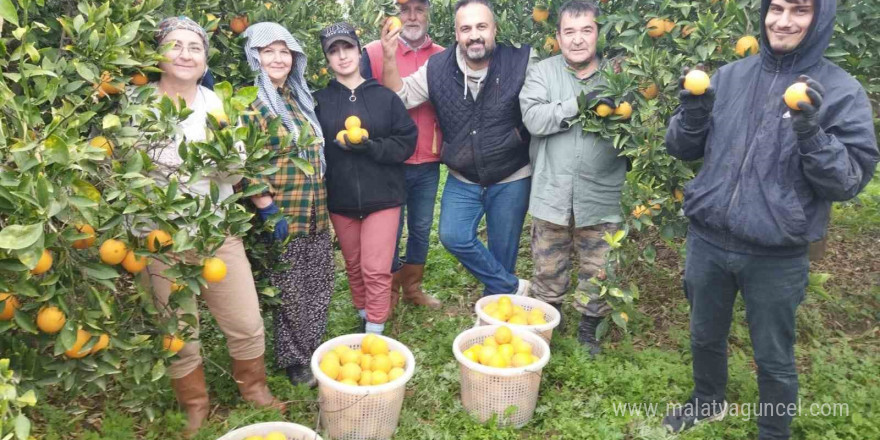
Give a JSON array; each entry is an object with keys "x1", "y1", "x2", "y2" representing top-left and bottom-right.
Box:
[{"x1": 146, "y1": 85, "x2": 242, "y2": 201}]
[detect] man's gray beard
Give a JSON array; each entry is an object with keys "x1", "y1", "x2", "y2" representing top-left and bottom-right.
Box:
[
  {"x1": 401, "y1": 26, "x2": 427, "y2": 44},
  {"x1": 465, "y1": 45, "x2": 494, "y2": 63}
]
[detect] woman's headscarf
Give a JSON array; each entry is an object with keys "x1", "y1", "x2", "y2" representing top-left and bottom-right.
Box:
[
  {"x1": 242, "y1": 22, "x2": 325, "y2": 175},
  {"x1": 155, "y1": 16, "x2": 209, "y2": 51}
]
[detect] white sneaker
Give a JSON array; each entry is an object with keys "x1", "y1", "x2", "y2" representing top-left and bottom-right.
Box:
[{"x1": 515, "y1": 279, "x2": 531, "y2": 297}]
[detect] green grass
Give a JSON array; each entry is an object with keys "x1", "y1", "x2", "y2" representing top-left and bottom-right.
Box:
[{"x1": 35, "y1": 169, "x2": 879, "y2": 439}]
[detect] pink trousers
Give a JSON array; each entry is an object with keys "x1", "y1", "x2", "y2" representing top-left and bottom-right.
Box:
[{"x1": 330, "y1": 207, "x2": 401, "y2": 324}]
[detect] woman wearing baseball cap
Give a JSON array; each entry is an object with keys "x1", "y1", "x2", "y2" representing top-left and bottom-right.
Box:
[{"x1": 313, "y1": 23, "x2": 417, "y2": 335}]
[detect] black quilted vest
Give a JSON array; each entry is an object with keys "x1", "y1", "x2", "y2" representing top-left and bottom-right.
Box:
[{"x1": 427, "y1": 44, "x2": 531, "y2": 185}]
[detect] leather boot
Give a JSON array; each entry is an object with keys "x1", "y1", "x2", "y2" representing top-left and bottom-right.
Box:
[
  {"x1": 231, "y1": 355, "x2": 286, "y2": 413},
  {"x1": 170, "y1": 363, "x2": 210, "y2": 438},
  {"x1": 389, "y1": 269, "x2": 403, "y2": 316},
  {"x1": 400, "y1": 264, "x2": 441, "y2": 308}
]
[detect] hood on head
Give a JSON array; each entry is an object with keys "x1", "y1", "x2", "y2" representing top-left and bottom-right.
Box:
[{"x1": 759, "y1": 0, "x2": 836, "y2": 71}]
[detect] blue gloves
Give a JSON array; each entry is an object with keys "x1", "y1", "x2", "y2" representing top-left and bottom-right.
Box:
[{"x1": 256, "y1": 201, "x2": 289, "y2": 243}]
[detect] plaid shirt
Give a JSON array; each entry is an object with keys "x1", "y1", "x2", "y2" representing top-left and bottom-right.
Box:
[{"x1": 241, "y1": 88, "x2": 329, "y2": 236}]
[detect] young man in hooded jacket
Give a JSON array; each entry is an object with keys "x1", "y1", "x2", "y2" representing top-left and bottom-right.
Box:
[{"x1": 662, "y1": 0, "x2": 878, "y2": 438}]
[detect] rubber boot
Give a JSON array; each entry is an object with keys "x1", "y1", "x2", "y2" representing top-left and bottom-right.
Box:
[
  {"x1": 577, "y1": 315, "x2": 603, "y2": 357},
  {"x1": 170, "y1": 363, "x2": 210, "y2": 438},
  {"x1": 400, "y1": 264, "x2": 441, "y2": 308},
  {"x1": 231, "y1": 355, "x2": 286, "y2": 413}
]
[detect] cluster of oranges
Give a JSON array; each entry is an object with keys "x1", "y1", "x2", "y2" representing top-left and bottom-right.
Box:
[
  {"x1": 595, "y1": 101, "x2": 633, "y2": 120},
  {"x1": 242, "y1": 432, "x2": 287, "y2": 440},
  {"x1": 336, "y1": 116, "x2": 369, "y2": 146},
  {"x1": 482, "y1": 296, "x2": 547, "y2": 326},
  {"x1": 461, "y1": 326, "x2": 540, "y2": 369},
  {"x1": 319, "y1": 335, "x2": 407, "y2": 387}
]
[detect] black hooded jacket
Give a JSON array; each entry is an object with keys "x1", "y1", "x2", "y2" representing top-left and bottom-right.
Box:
[
  {"x1": 666, "y1": 0, "x2": 879, "y2": 255},
  {"x1": 314, "y1": 79, "x2": 417, "y2": 218}
]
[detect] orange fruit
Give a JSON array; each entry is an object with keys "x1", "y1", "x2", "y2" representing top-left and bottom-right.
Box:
[
  {"x1": 340, "y1": 363, "x2": 362, "y2": 382},
  {"x1": 735, "y1": 35, "x2": 759, "y2": 57},
  {"x1": 398, "y1": 0, "x2": 410, "y2": 4},
  {"x1": 387, "y1": 16, "x2": 403, "y2": 33},
  {"x1": 361, "y1": 334, "x2": 377, "y2": 354},
  {"x1": 543, "y1": 36, "x2": 559, "y2": 53},
  {"x1": 478, "y1": 346, "x2": 497, "y2": 365},
  {"x1": 621, "y1": 312, "x2": 630, "y2": 323},
  {"x1": 494, "y1": 326, "x2": 513, "y2": 344},
  {"x1": 595, "y1": 103, "x2": 614, "y2": 117},
  {"x1": 230, "y1": 15, "x2": 249, "y2": 35},
  {"x1": 121, "y1": 250, "x2": 149, "y2": 274},
  {"x1": 163, "y1": 334, "x2": 185, "y2": 353},
  {"x1": 640, "y1": 83, "x2": 659, "y2": 100},
  {"x1": 322, "y1": 351, "x2": 341, "y2": 366},
  {"x1": 532, "y1": 5, "x2": 549, "y2": 23},
  {"x1": 647, "y1": 18, "x2": 667, "y2": 38},
  {"x1": 89, "y1": 136, "x2": 114, "y2": 156},
  {"x1": 99, "y1": 239, "x2": 128, "y2": 265},
  {"x1": 614, "y1": 102, "x2": 633, "y2": 120},
  {"x1": 358, "y1": 370, "x2": 372, "y2": 386},
  {"x1": 512, "y1": 352, "x2": 532, "y2": 367},
  {"x1": 345, "y1": 116, "x2": 361, "y2": 131},
  {"x1": 784, "y1": 82, "x2": 811, "y2": 110},
  {"x1": 202, "y1": 257, "x2": 227, "y2": 283},
  {"x1": 663, "y1": 20, "x2": 676, "y2": 32},
  {"x1": 97, "y1": 71, "x2": 124, "y2": 97},
  {"x1": 681, "y1": 25, "x2": 696, "y2": 38},
  {"x1": 65, "y1": 329, "x2": 92, "y2": 359},
  {"x1": 369, "y1": 337, "x2": 389, "y2": 356},
  {"x1": 371, "y1": 370, "x2": 389, "y2": 385},
  {"x1": 388, "y1": 367, "x2": 405, "y2": 381},
  {"x1": 344, "y1": 116, "x2": 361, "y2": 131},
  {"x1": 72, "y1": 224, "x2": 96, "y2": 249},
  {"x1": 36, "y1": 306, "x2": 66, "y2": 334},
  {"x1": 145, "y1": 229, "x2": 173, "y2": 253},
  {"x1": 372, "y1": 354, "x2": 392, "y2": 373},
  {"x1": 130, "y1": 72, "x2": 149, "y2": 86},
  {"x1": 347, "y1": 128, "x2": 366, "y2": 144},
  {"x1": 0, "y1": 293, "x2": 20, "y2": 321},
  {"x1": 336, "y1": 130, "x2": 348, "y2": 144},
  {"x1": 674, "y1": 189, "x2": 685, "y2": 203},
  {"x1": 90, "y1": 333, "x2": 110, "y2": 354},
  {"x1": 487, "y1": 353, "x2": 509, "y2": 368},
  {"x1": 31, "y1": 250, "x2": 53, "y2": 275},
  {"x1": 388, "y1": 350, "x2": 406, "y2": 369},
  {"x1": 683, "y1": 69, "x2": 710, "y2": 96},
  {"x1": 360, "y1": 353, "x2": 373, "y2": 371}
]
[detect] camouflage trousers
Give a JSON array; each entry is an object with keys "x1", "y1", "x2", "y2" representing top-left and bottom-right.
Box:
[{"x1": 529, "y1": 218, "x2": 617, "y2": 317}]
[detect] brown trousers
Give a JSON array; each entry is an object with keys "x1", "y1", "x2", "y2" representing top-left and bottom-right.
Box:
[{"x1": 143, "y1": 236, "x2": 265, "y2": 379}]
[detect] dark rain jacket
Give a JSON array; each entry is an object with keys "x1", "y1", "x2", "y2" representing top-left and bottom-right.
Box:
[{"x1": 666, "y1": 0, "x2": 879, "y2": 256}]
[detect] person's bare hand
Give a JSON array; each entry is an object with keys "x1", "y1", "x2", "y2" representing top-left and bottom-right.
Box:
[{"x1": 381, "y1": 18, "x2": 401, "y2": 60}]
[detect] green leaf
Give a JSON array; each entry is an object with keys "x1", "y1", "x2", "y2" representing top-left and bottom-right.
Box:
[
  {"x1": 13, "y1": 309, "x2": 38, "y2": 334},
  {"x1": 84, "y1": 263, "x2": 120, "y2": 280},
  {"x1": 16, "y1": 390, "x2": 37, "y2": 407},
  {"x1": 151, "y1": 360, "x2": 166, "y2": 382},
  {"x1": 0, "y1": 223, "x2": 44, "y2": 250},
  {"x1": 14, "y1": 413, "x2": 30, "y2": 440},
  {"x1": 102, "y1": 114, "x2": 121, "y2": 130},
  {"x1": 0, "y1": 0, "x2": 19, "y2": 27}
]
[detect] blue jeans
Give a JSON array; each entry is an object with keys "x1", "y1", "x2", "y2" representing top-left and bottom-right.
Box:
[
  {"x1": 392, "y1": 163, "x2": 441, "y2": 272},
  {"x1": 684, "y1": 230, "x2": 809, "y2": 440},
  {"x1": 438, "y1": 174, "x2": 531, "y2": 296}
]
